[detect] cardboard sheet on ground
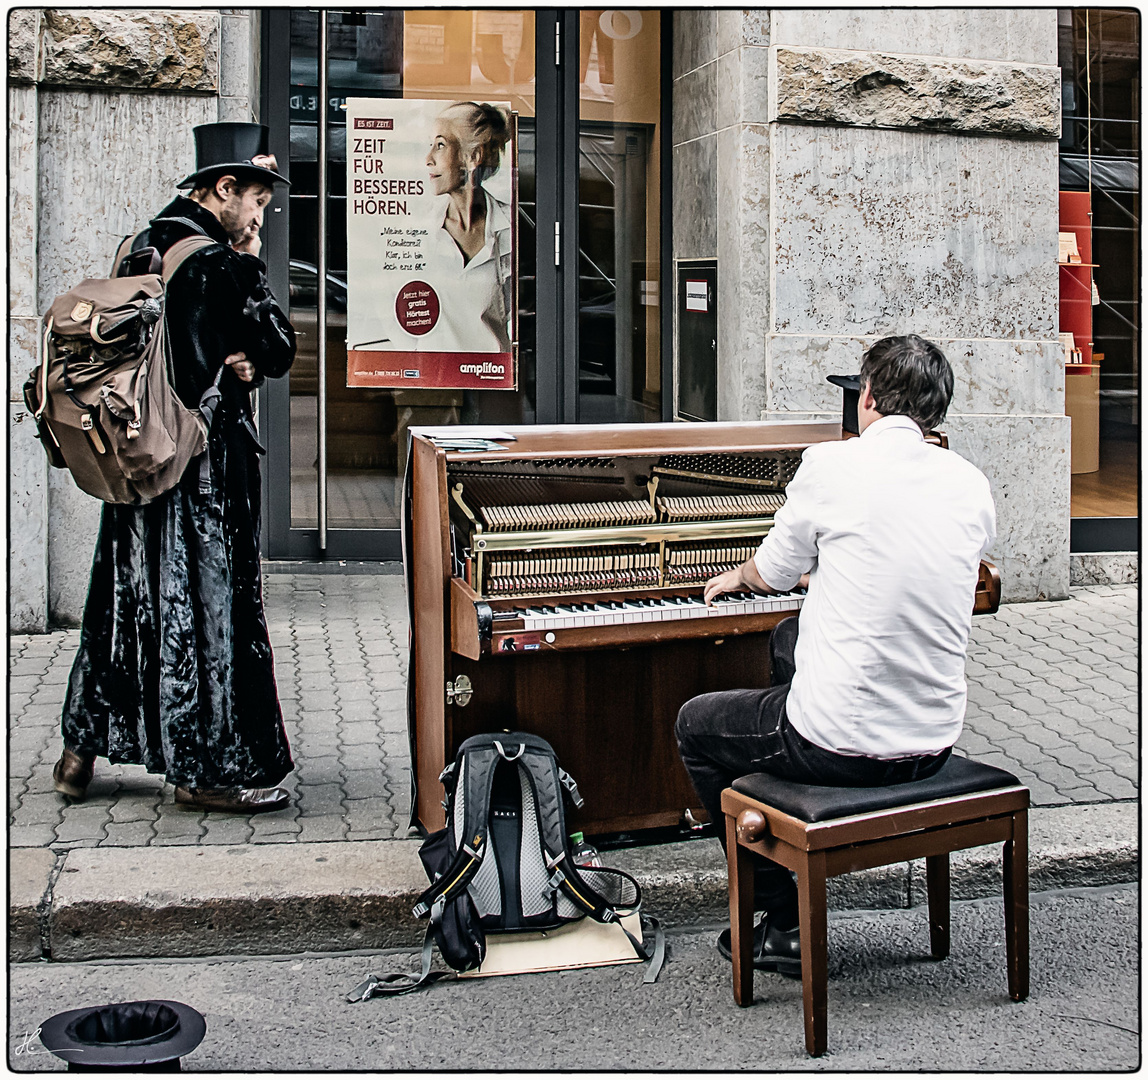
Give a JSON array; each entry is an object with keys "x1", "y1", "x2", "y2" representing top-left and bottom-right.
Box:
[{"x1": 458, "y1": 914, "x2": 643, "y2": 979}]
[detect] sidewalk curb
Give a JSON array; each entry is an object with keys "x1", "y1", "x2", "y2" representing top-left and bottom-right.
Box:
[{"x1": 10, "y1": 803, "x2": 1137, "y2": 963}]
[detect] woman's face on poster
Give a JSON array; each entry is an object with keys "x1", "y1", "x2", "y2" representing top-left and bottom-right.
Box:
[{"x1": 426, "y1": 121, "x2": 467, "y2": 196}]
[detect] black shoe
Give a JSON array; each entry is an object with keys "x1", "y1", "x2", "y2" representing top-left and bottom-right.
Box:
[{"x1": 717, "y1": 915, "x2": 801, "y2": 976}]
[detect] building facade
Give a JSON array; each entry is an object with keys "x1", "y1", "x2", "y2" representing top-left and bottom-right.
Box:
[{"x1": 9, "y1": 9, "x2": 1126, "y2": 631}]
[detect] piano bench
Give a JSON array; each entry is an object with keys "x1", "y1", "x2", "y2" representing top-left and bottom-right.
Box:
[{"x1": 720, "y1": 756, "x2": 1030, "y2": 1057}]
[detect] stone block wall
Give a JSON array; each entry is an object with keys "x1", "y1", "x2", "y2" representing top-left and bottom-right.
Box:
[
  {"x1": 672, "y1": 9, "x2": 1068, "y2": 601},
  {"x1": 9, "y1": 9, "x2": 260, "y2": 630}
]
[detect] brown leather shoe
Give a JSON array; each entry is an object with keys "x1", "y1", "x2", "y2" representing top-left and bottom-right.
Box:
[
  {"x1": 174, "y1": 785, "x2": 290, "y2": 814},
  {"x1": 53, "y1": 748, "x2": 96, "y2": 799}
]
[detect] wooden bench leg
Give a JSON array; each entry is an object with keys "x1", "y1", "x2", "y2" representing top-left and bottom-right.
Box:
[
  {"x1": 726, "y1": 811, "x2": 755, "y2": 1006},
  {"x1": 925, "y1": 853, "x2": 950, "y2": 959},
  {"x1": 1004, "y1": 809, "x2": 1030, "y2": 1001},
  {"x1": 796, "y1": 851, "x2": 828, "y2": 1056}
]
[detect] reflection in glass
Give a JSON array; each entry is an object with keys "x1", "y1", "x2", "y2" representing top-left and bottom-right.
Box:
[{"x1": 578, "y1": 10, "x2": 662, "y2": 424}]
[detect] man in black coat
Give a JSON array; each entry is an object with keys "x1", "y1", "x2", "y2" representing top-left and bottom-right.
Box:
[{"x1": 53, "y1": 123, "x2": 297, "y2": 813}]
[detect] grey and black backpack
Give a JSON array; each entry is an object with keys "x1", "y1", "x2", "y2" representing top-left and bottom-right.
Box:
[{"x1": 348, "y1": 732, "x2": 664, "y2": 1000}]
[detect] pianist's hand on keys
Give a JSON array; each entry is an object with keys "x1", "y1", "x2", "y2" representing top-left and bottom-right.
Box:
[{"x1": 704, "y1": 566, "x2": 811, "y2": 606}]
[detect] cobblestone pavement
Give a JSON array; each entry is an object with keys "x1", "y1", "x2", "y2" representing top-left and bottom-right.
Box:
[{"x1": 8, "y1": 580, "x2": 1138, "y2": 851}]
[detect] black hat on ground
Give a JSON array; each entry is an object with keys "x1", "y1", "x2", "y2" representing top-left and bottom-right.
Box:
[
  {"x1": 827, "y1": 374, "x2": 861, "y2": 435},
  {"x1": 39, "y1": 999, "x2": 206, "y2": 1071},
  {"x1": 177, "y1": 122, "x2": 289, "y2": 190}
]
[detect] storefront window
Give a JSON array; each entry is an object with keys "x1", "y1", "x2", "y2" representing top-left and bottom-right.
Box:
[
  {"x1": 1059, "y1": 9, "x2": 1140, "y2": 543},
  {"x1": 287, "y1": 11, "x2": 536, "y2": 530}
]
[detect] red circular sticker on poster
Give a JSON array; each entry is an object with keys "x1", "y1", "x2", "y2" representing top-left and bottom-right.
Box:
[{"x1": 395, "y1": 280, "x2": 440, "y2": 336}]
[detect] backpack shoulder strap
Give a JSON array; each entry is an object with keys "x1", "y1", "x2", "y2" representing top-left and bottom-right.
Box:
[
  {"x1": 110, "y1": 231, "x2": 145, "y2": 277},
  {"x1": 161, "y1": 235, "x2": 219, "y2": 282},
  {"x1": 411, "y1": 741, "x2": 500, "y2": 918}
]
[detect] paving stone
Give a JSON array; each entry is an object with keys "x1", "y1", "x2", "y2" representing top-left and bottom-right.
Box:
[
  {"x1": 1030, "y1": 761, "x2": 1095, "y2": 793},
  {"x1": 8, "y1": 675, "x2": 42, "y2": 696},
  {"x1": 1022, "y1": 779, "x2": 1063, "y2": 807},
  {"x1": 337, "y1": 724, "x2": 382, "y2": 748},
  {"x1": 1053, "y1": 783, "x2": 1104, "y2": 802},
  {"x1": 200, "y1": 817, "x2": 256, "y2": 845},
  {"x1": 102, "y1": 821, "x2": 157, "y2": 846},
  {"x1": 345, "y1": 828, "x2": 393, "y2": 842},
  {"x1": 337, "y1": 699, "x2": 383, "y2": 723},
  {"x1": 55, "y1": 805, "x2": 110, "y2": 843},
  {"x1": 10, "y1": 822, "x2": 60, "y2": 847},
  {"x1": 341, "y1": 770, "x2": 390, "y2": 801},
  {"x1": 343, "y1": 742, "x2": 388, "y2": 770},
  {"x1": 335, "y1": 682, "x2": 374, "y2": 701},
  {"x1": 296, "y1": 754, "x2": 342, "y2": 784},
  {"x1": 14, "y1": 701, "x2": 64, "y2": 725},
  {"x1": 31, "y1": 685, "x2": 66, "y2": 707},
  {"x1": 296, "y1": 783, "x2": 345, "y2": 815},
  {"x1": 377, "y1": 710, "x2": 408, "y2": 733},
  {"x1": 8, "y1": 725, "x2": 55, "y2": 753},
  {"x1": 8, "y1": 656, "x2": 54, "y2": 677},
  {"x1": 151, "y1": 812, "x2": 204, "y2": 840},
  {"x1": 1045, "y1": 745, "x2": 1108, "y2": 773},
  {"x1": 102, "y1": 796, "x2": 160, "y2": 824},
  {"x1": 342, "y1": 798, "x2": 393, "y2": 831},
  {"x1": 12, "y1": 792, "x2": 66, "y2": 829},
  {"x1": 1083, "y1": 770, "x2": 1139, "y2": 800},
  {"x1": 296, "y1": 815, "x2": 349, "y2": 843},
  {"x1": 249, "y1": 823, "x2": 302, "y2": 843}
]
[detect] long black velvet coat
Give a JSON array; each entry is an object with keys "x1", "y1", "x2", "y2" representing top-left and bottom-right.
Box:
[{"x1": 61, "y1": 197, "x2": 295, "y2": 789}]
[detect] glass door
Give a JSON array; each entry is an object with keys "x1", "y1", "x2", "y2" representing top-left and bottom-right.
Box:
[
  {"x1": 263, "y1": 10, "x2": 538, "y2": 558},
  {"x1": 577, "y1": 10, "x2": 664, "y2": 424}
]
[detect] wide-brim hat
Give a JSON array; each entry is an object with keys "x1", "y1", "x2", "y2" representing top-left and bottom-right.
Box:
[
  {"x1": 177, "y1": 122, "x2": 289, "y2": 190},
  {"x1": 39, "y1": 999, "x2": 207, "y2": 1070}
]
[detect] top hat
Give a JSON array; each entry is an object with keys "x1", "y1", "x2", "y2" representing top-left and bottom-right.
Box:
[
  {"x1": 827, "y1": 374, "x2": 861, "y2": 435},
  {"x1": 177, "y1": 122, "x2": 289, "y2": 190},
  {"x1": 39, "y1": 999, "x2": 206, "y2": 1071}
]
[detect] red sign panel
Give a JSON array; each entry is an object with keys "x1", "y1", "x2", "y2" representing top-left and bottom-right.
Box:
[{"x1": 346, "y1": 350, "x2": 516, "y2": 390}]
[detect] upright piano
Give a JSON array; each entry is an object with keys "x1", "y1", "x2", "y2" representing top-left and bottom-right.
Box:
[{"x1": 405, "y1": 421, "x2": 1000, "y2": 836}]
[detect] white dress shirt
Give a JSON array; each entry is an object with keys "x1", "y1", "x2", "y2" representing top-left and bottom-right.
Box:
[
  {"x1": 420, "y1": 189, "x2": 513, "y2": 353},
  {"x1": 753, "y1": 415, "x2": 997, "y2": 758}
]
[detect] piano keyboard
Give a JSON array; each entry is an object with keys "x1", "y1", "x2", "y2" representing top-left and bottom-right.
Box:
[{"x1": 510, "y1": 589, "x2": 806, "y2": 633}]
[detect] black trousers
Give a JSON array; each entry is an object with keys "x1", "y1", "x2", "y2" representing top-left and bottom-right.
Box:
[{"x1": 675, "y1": 617, "x2": 950, "y2": 926}]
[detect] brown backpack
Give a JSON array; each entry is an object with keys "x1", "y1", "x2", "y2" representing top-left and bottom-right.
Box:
[{"x1": 24, "y1": 231, "x2": 223, "y2": 505}]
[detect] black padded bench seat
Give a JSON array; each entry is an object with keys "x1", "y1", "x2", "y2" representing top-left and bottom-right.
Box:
[
  {"x1": 731, "y1": 755, "x2": 1023, "y2": 824},
  {"x1": 721, "y1": 755, "x2": 1029, "y2": 1056}
]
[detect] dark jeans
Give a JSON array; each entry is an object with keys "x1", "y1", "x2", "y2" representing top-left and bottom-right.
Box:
[{"x1": 675, "y1": 617, "x2": 950, "y2": 927}]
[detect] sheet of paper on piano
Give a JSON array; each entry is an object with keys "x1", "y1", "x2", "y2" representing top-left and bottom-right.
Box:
[{"x1": 416, "y1": 426, "x2": 517, "y2": 441}]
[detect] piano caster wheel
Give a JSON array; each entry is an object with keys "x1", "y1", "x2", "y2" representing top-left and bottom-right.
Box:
[{"x1": 544, "y1": 632, "x2": 556, "y2": 644}]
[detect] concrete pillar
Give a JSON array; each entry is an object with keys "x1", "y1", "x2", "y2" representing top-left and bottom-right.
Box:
[
  {"x1": 9, "y1": 9, "x2": 261, "y2": 629},
  {"x1": 672, "y1": 9, "x2": 1067, "y2": 601}
]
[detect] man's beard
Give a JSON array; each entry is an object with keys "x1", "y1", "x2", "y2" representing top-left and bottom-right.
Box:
[{"x1": 218, "y1": 202, "x2": 248, "y2": 246}]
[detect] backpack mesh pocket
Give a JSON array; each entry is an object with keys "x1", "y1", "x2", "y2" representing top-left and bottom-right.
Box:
[{"x1": 576, "y1": 865, "x2": 641, "y2": 917}]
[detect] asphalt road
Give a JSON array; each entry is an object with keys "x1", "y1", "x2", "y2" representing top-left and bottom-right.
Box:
[{"x1": 9, "y1": 884, "x2": 1138, "y2": 1072}]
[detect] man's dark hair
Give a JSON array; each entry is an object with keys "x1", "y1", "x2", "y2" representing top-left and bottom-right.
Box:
[{"x1": 859, "y1": 335, "x2": 953, "y2": 432}]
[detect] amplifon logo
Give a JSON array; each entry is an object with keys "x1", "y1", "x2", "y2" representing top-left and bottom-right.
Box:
[{"x1": 459, "y1": 362, "x2": 506, "y2": 377}]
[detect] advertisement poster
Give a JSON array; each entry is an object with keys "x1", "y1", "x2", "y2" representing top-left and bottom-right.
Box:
[{"x1": 345, "y1": 97, "x2": 517, "y2": 390}]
